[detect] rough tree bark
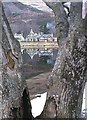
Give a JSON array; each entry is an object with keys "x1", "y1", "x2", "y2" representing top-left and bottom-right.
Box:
[
  {"x1": 1, "y1": 1, "x2": 87, "y2": 119},
  {"x1": 0, "y1": 2, "x2": 32, "y2": 119},
  {"x1": 39, "y1": 1, "x2": 87, "y2": 118}
]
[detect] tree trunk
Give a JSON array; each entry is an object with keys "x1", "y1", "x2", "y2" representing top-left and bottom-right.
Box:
[
  {"x1": 40, "y1": 1, "x2": 87, "y2": 118},
  {"x1": 1, "y1": 2, "x2": 33, "y2": 119}
]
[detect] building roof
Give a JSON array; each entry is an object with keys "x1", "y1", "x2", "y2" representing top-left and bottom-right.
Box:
[{"x1": 14, "y1": 33, "x2": 25, "y2": 41}]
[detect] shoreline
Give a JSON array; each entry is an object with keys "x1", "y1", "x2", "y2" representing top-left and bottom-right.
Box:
[{"x1": 19, "y1": 41, "x2": 58, "y2": 49}]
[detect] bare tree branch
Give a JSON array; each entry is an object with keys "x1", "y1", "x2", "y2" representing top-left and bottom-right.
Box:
[
  {"x1": 41, "y1": 1, "x2": 87, "y2": 118},
  {"x1": 70, "y1": 2, "x2": 82, "y2": 26},
  {"x1": 43, "y1": 1, "x2": 69, "y2": 44},
  {"x1": 63, "y1": 3, "x2": 70, "y2": 17}
]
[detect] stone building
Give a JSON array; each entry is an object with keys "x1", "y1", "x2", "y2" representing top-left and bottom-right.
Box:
[
  {"x1": 26, "y1": 28, "x2": 57, "y2": 42},
  {"x1": 14, "y1": 29, "x2": 57, "y2": 42},
  {"x1": 14, "y1": 33, "x2": 25, "y2": 41},
  {"x1": 26, "y1": 28, "x2": 38, "y2": 42}
]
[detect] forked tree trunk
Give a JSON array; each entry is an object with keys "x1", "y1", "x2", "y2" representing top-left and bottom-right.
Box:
[
  {"x1": 1, "y1": 1, "x2": 87, "y2": 119},
  {"x1": 40, "y1": 1, "x2": 87, "y2": 118}
]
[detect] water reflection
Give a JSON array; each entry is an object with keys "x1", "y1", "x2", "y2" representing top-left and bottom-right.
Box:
[
  {"x1": 21, "y1": 47, "x2": 58, "y2": 79},
  {"x1": 21, "y1": 48, "x2": 58, "y2": 65}
]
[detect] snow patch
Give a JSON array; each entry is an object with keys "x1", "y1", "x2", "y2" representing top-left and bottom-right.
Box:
[{"x1": 31, "y1": 92, "x2": 47, "y2": 118}]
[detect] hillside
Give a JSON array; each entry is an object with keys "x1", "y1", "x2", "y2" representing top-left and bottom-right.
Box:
[{"x1": 3, "y1": 1, "x2": 55, "y2": 38}]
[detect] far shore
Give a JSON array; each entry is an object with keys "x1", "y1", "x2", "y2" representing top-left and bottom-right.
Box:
[{"x1": 19, "y1": 41, "x2": 58, "y2": 49}]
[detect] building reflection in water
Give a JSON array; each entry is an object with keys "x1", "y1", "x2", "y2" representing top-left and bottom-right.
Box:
[{"x1": 21, "y1": 47, "x2": 58, "y2": 65}]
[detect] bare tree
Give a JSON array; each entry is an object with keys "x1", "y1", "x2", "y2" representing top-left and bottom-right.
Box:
[{"x1": 38, "y1": 1, "x2": 87, "y2": 118}]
